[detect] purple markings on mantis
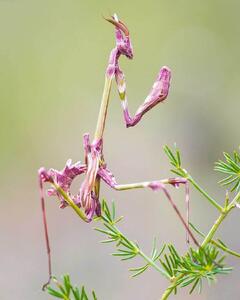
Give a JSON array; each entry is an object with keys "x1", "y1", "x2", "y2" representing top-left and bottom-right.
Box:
[
  {"x1": 38, "y1": 14, "x2": 195, "y2": 288},
  {"x1": 39, "y1": 136, "x2": 104, "y2": 223}
]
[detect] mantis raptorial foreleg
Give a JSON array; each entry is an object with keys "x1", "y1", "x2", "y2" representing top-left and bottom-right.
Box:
[
  {"x1": 105, "y1": 14, "x2": 171, "y2": 128},
  {"x1": 116, "y1": 64, "x2": 171, "y2": 127}
]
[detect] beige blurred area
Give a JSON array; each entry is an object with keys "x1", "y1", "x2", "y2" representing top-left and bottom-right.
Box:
[{"x1": 0, "y1": 0, "x2": 239, "y2": 299}]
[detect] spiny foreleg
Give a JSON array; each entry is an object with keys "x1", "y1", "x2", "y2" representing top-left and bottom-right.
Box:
[{"x1": 115, "y1": 65, "x2": 171, "y2": 127}]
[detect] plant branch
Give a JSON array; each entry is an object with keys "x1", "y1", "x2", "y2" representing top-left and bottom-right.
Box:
[
  {"x1": 190, "y1": 222, "x2": 240, "y2": 258},
  {"x1": 187, "y1": 175, "x2": 223, "y2": 212},
  {"x1": 115, "y1": 224, "x2": 169, "y2": 279},
  {"x1": 160, "y1": 278, "x2": 182, "y2": 300},
  {"x1": 164, "y1": 145, "x2": 223, "y2": 212},
  {"x1": 210, "y1": 240, "x2": 240, "y2": 258}
]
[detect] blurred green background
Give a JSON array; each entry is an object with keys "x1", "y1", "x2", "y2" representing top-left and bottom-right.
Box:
[{"x1": 0, "y1": 0, "x2": 239, "y2": 299}]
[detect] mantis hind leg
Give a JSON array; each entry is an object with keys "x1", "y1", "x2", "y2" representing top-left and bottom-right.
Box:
[
  {"x1": 99, "y1": 167, "x2": 196, "y2": 246},
  {"x1": 114, "y1": 180, "x2": 196, "y2": 246},
  {"x1": 38, "y1": 169, "x2": 52, "y2": 290}
]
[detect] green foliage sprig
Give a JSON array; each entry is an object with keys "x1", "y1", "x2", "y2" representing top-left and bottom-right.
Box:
[
  {"x1": 159, "y1": 244, "x2": 231, "y2": 295},
  {"x1": 215, "y1": 149, "x2": 240, "y2": 192},
  {"x1": 47, "y1": 275, "x2": 97, "y2": 300}
]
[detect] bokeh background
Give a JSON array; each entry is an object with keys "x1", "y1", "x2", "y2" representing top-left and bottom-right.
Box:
[{"x1": 0, "y1": 1, "x2": 239, "y2": 299}]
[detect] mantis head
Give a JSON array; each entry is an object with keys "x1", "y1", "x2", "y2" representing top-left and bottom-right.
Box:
[{"x1": 106, "y1": 14, "x2": 133, "y2": 60}]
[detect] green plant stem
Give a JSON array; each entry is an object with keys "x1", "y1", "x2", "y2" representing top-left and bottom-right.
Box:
[
  {"x1": 160, "y1": 278, "x2": 182, "y2": 300},
  {"x1": 210, "y1": 240, "x2": 240, "y2": 258},
  {"x1": 138, "y1": 249, "x2": 170, "y2": 279},
  {"x1": 191, "y1": 222, "x2": 240, "y2": 258},
  {"x1": 230, "y1": 191, "x2": 240, "y2": 207},
  {"x1": 201, "y1": 213, "x2": 227, "y2": 248},
  {"x1": 187, "y1": 175, "x2": 223, "y2": 212},
  {"x1": 201, "y1": 193, "x2": 238, "y2": 248}
]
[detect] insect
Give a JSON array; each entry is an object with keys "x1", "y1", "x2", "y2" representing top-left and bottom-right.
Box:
[{"x1": 39, "y1": 14, "x2": 198, "y2": 289}]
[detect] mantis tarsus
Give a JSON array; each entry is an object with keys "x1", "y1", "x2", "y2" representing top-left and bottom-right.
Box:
[{"x1": 39, "y1": 14, "x2": 198, "y2": 290}]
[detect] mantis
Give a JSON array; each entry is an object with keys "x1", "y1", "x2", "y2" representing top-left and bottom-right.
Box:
[{"x1": 39, "y1": 14, "x2": 199, "y2": 290}]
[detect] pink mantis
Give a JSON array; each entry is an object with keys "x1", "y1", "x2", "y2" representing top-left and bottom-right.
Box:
[{"x1": 39, "y1": 14, "x2": 199, "y2": 289}]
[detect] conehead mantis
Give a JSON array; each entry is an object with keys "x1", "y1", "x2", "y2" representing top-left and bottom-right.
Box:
[{"x1": 39, "y1": 14, "x2": 199, "y2": 290}]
